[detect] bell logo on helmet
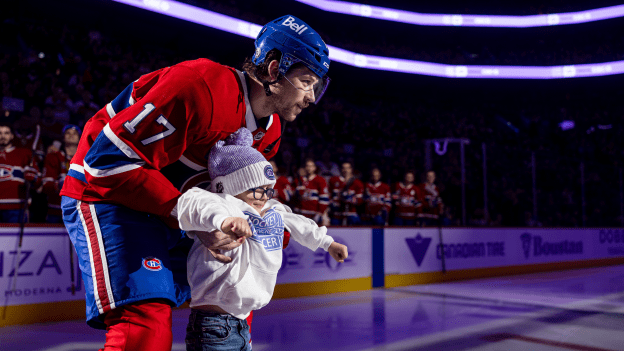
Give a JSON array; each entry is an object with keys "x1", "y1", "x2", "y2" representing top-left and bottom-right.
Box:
[
  {"x1": 282, "y1": 16, "x2": 308, "y2": 35},
  {"x1": 323, "y1": 62, "x2": 330, "y2": 68}
]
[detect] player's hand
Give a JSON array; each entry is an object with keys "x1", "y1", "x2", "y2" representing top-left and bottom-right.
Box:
[
  {"x1": 24, "y1": 168, "x2": 38, "y2": 182},
  {"x1": 328, "y1": 242, "x2": 348, "y2": 263},
  {"x1": 195, "y1": 217, "x2": 252, "y2": 263},
  {"x1": 196, "y1": 229, "x2": 242, "y2": 263}
]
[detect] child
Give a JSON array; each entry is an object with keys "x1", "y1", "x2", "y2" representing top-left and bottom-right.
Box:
[{"x1": 183, "y1": 128, "x2": 348, "y2": 351}]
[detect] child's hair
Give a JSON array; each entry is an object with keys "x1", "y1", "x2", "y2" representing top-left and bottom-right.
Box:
[{"x1": 208, "y1": 128, "x2": 276, "y2": 196}]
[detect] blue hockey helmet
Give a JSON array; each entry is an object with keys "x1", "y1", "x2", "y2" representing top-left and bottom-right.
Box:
[{"x1": 253, "y1": 15, "x2": 330, "y2": 103}]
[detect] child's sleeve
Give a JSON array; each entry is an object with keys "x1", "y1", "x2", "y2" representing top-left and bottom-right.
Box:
[
  {"x1": 176, "y1": 187, "x2": 246, "y2": 238},
  {"x1": 268, "y1": 200, "x2": 334, "y2": 252}
]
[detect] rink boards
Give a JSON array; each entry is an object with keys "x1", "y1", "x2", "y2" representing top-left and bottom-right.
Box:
[{"x1": 1, "y1": 225, "x2": 624, "y2": 326}]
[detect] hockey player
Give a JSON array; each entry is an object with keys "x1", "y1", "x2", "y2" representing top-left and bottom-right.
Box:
[
  {"x1": 329, "y1": 161, "x2": 364, "y2": 225},
  {"x1": 270, "y1": 160, "x2": 293, "y2": 205},
  {"x1": 41, "y1": 124, "x2": 81, "y2": 223},
  {"x1": 363, "y1": 168, "x2": 391, "y2": 226},
  {"x1": 293, "y1": 158, "x2": 330, "y2": 224},
  {"x1": 392, "y1": 171, "x2": 422, "y2": 226},
  {"x1": 60, "y1": 15, "x2": 331, "y2": 351},
  {"x1": 417, "y1": 170, "x2": 444, "y2": 226},
  {"x1": 184, "y1": 128, "x2": 347, "y2": 350},
  {"x1": 0, "y1": 123, "x2": 39, "y2": 223}
]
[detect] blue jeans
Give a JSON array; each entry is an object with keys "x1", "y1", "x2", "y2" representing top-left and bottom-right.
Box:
[{"x1": 186, "y1": 309, "x2": 251, "y2": 351}]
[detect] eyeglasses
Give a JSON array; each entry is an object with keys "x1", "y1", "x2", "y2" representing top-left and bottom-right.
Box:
[
  {"x1": 283, "y1": 74, "x2": 331, "y2": 105},
  {"x1": 249, "y1": 187, "x2": 275, "y2": 200}
]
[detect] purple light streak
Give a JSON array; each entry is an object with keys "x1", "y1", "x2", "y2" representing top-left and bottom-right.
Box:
[
  {"x1": 296, "y1": 0, "x2": 624, "y2": 28},
  {"x1": 110, "y1": 0, "x2": 624, "y2": 79}
]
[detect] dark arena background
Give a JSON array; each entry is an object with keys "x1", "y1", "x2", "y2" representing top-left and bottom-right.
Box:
[{"x1": 2, "y1": 0, "x2": 624, "y2": 350}]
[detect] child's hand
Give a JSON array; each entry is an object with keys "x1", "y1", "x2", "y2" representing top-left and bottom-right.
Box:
[
  {"x1": 221, "y1": 217, "x2": 252, "y2": 240},
  {"x1": 328, "y1": 242, "x2": 348, "y2": 263}
]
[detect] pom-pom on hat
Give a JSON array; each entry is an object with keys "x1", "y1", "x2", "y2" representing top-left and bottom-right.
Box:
[{"x1": 208, "y1": 128, "x2": 276, "y2": 196}]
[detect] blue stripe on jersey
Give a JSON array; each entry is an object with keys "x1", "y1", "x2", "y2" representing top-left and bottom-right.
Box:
[
  {"x1": 85, "y1": 132, "x2": 138, "y2": 170},
  {"x1": 110, "y1": 83, "x2": 134, "y2": 114},
  {"x1": 68, "y1": 169, "x2": 87, "y2": 183}
]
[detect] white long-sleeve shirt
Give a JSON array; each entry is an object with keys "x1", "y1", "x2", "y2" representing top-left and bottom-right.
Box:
[{"x1": 179, "y1": 188, "x2": 334, "y2": 319}]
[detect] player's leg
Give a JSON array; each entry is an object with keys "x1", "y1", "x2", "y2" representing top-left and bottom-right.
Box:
[
  {"x1": 62, "y1": 196, "x2": 183, "y2": 349},
  {"x1": 101, "y1": 299, "x2": 173, "y2": 351}
]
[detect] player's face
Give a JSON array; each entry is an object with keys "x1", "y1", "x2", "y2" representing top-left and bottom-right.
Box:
[
  {"x1": 0, "y1": 126, "x2": 14, "y2": 148},
  {"x1": 64, "y1": 128, "x2": 80, "y2": 146},
  {"x1": 426, "y1": 171, "x2": 436, "y2": 184},
  {"x1": 236, "y1": 185, "x2": 274, "y2": 213},
  {"x1": 341, "y1": 163, "x2": 353, "y2": 178},
  {"x1": 372, "y1": 169, "x2": 381, "y2": 182},
  {"x1": 305, "y1": 160, "x2": 316, "y2": 175},
  {"x1": 275, "y1": 66, "x2": 318, "y2": 122},
  {"x1": 405, "y1": 172, "x2": 414, "y2": 184}
]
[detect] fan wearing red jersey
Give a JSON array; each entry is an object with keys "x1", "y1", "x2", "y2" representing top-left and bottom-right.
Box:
[
  {"x1": 0, "y1": 123, "x2": 39, "y2": 223},
  {"x1": 60, "y1": 14, "x2": 331, "y2": 351},
  {"x1": 294, "y1": 158, "x2": 330, "y2": 224},
  {"x1": 392, "y1": 171, "x2": 422, "y2": 226},
  {"x1": 329, "y1": 161, "x2": 364, "y2": 226},
  {"x1": 364, "y1": 168, "x2": 391, "y2": 226},
  {"x1": 41, "y1": 125, "x2": 80, "y2": 223},
  {"x1": 417, "y1": 170, "x2": 444, "y2": 226}
]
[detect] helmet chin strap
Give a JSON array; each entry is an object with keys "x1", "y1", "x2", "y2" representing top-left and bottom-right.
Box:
[
  {"x1": 263, "y1": 81, "x2": 273, "y2": 96},
  {"x1": 262, "y1": 75, "x2": 281, "y2": 97}
]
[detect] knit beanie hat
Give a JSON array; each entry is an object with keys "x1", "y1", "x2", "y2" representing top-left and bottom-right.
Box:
[{"x1": 208, "y1": 128, "x2": 276, "y2": 196}]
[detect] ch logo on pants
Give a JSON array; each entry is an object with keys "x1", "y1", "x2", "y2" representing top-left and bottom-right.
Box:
[{"x1": 143, "y1": 257, "x2": 163, "y2": 271}]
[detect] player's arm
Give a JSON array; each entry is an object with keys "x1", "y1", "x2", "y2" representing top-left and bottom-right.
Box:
[
  {"x1": 41, "y1": 154, "x2": 60, "y2": 195},
  {"x1": 384, "y1": 187, "x2": 392, "y2": 212},
  {"x1": 317, "y1": 178, "x2": 330, "y2": 220},
  {"x1": 352, "y1": 181, "x2": 364, "y2": 205},
  {"x1": 82, "y1": 67, "x2": 210, "y2": 217}
]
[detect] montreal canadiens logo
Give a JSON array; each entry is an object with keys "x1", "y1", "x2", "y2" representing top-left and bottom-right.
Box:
[
  {"x1": 143, "y1": 257, "x2": 162, "y2": 271},
  {"x1": 264, "y1": 165, "x2": 275, "y2": 180},
  {"x1": 254, "y1": 131, "x2": 265, "y2": 140}
]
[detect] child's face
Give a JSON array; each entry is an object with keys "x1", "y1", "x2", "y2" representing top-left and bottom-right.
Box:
[{"x1": 235, "y1": 185, "x2": 274, "y2": 212}]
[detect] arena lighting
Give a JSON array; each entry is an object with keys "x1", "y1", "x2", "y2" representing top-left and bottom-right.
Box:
[
  {"x1": 110, "y1": 0, "x2": 624, "y2": 79},
  {"x1": 295, "y1": 0, "x2": 624, "y2": 28}
]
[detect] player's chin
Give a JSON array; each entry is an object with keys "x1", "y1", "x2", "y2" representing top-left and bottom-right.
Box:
[{"x1": 282, "y1": 106, "x2": 302, "y2": 122}]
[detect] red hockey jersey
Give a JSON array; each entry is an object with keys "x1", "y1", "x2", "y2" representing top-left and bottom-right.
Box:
[
  {"x1": 293, "y1": 174, "x2": 329, "y2": 219},
  {"x1": 60, "y1": 59, "x2": 282, "y2": 223},
  {"x1": 392, "y1": 183, "x2": 421, "y2": 220},
  {"x1": 274, "y1": 175, "x2": 293, "y2": 204},
  {"x1": 42, "y1": 150, "x2": 71, "y2": 216},
  {"x1": 328, "y1": 176, "x2": 364, "y2": 219},
  {"x1": 0, "y1": 146, "x2": 39, "y2": 210},
  {"x1": 417, "y1": 182, "x2": 443, "y2": 220},
  {"x1": 364, "y1": 181, "x2": 391, "y2": 218}
]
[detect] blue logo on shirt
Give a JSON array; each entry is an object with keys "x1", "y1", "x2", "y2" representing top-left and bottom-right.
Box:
[{"x1": 245, "y1": 209, "x2": 284, "y2": 251}]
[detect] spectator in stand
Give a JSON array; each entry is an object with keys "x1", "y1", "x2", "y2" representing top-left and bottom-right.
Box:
[
  {"x1": 417, "y1": 170, "x2": 444, "y2": 226},
  {"x1": 0, "y1": 123, "x2": 39, "y2": 223},
  {"x1": 270, "y1": 160, "x2": 293, "y2": 206},
  {"x1": 329, "y1": 161, "x2": 364, "y2": 226},
  {"x1": 42, "y1": 124, "x2": 80, "y2": 223},
  {"x1": 392, "y1": 171, "x2": 421, "y2": 226},
  {"x1": 363, "y1": 167, "x2": 391, "y2": 226},
  {"x1": 316, "y1": 149, "x2": 340, "y2": 181},
  {"x1": 294, "y1": 158, "x2": 330, "y2": 224}
]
